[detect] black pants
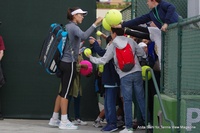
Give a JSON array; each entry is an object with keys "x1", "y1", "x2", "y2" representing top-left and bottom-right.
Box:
[
  {"x1": 147, "y1": 70, "x2": 161, "y2": 124},
  {"x1": 59, "y1": 61, "x2": 76, "y2": 99},
  {"x1": 125, "y1": 26, "x2": 151, "y2": 40}
]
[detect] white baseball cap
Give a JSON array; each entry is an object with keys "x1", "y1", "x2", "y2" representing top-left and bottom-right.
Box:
[
  {"x1": 138, "y1": 42, "x2": 147, "y2": 48},
  {"x1": 71, "y1": 9, "x2": 88, "y2": 16}
]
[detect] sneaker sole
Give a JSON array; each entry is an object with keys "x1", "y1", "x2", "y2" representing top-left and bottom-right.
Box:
[
  {"x1": 75, "y1": 123, "x2": 88, "y2": 126},
  {"x1": 94, "y1": 125, "x2": 103, "y2": 128},
  {"x1": 102, "y1": 128, "x2": 118, "y2": 132},
  {"x1": 73, "y1": 122, "x2": 88, "y2": 126},
  {"x1": 93, "y1": 123, "x2": 102, "y2": 128},
  {"x1": 59, "y1": 126, "x2": 78, "y2": 130},
  {"x1": 48, "y1": 123, "x2": 59, "y2": 127},
  {"x1": 110, "y1": 128, "x2": 118, "y2": 132},
  {"x1": 81, "y1": 124, "x2": 88, "y2": 126}
]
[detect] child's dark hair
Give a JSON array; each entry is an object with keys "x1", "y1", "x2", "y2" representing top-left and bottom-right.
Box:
[
  {"x1": 67, "y1": 7, "x2": 80, "y2": 20},
  {"x1": 111, "y1": 27, "x2": 124, "y2": 36},
  {"x1": 106, "y1": 35, "x2": 112, "y2": 44}
]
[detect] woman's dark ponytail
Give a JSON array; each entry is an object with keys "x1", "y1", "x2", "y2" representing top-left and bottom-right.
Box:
[{"x1": 67, "y1": 7, "x2": 80, "y2": 20}]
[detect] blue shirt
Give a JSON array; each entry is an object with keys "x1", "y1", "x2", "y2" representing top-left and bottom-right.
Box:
[{"x1": 122, "y1": 0, "x2": 179, "y2": 29}]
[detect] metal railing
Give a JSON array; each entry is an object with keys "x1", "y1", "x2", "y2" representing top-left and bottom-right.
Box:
[{"x1": 144, "y1": 68, "x2": 175, "y2": 133}]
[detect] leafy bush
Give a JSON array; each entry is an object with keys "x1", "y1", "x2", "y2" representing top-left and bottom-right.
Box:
[{"x1": 97, "y1": 2, "x2": 130, "y2": 9}]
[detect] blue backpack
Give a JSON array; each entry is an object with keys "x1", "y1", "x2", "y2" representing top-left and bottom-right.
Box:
[{"x1": 39, "y1": 23, "x2": 68, "y2": 75}]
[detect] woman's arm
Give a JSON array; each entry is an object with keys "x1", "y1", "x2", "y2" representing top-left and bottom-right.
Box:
[{"x1": 75, "y1": 17, "x2": 103, "y2": 40}]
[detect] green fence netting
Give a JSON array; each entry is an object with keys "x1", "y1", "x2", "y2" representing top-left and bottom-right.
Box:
[
  {"x1": 163, "y1": 16, "x2": 200, "y2": 133},
  {"x1": 136, "y1": 0, "x2": 187, "y2": 19}
]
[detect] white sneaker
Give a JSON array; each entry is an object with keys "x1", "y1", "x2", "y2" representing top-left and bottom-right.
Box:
[
  {"x1": 48, "y1": 118, "x2": 60, "y2": 127},
  {"x1": 93, "y1": 120, "x2": 103, "y2": 128},
  {"x1": 72, "y1": 119, "x2": 88, "y2": 125},
  {"x1": 59, "y1": 120, "x2": 78, "y2": 130},
  {"x1": 119, "y1": 128, "x2": 134, "y2": 133}
]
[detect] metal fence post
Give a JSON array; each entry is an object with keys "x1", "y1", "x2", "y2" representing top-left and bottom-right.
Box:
[{"x1": 177, "y1": 19, "x2": 182, "y2": 133}]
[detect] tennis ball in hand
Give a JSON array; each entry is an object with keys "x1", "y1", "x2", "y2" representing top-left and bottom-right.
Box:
[
  {"x1": 96, "y1": 30, "x2": 103, "y2": 36},
  {"x1": 84, "y1": 48, "x2": 92, "y2": 56}
]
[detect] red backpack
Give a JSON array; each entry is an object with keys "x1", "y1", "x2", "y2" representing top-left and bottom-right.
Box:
[{"x1": 116, "y1": 43, "x2": 135, "y2": 72}]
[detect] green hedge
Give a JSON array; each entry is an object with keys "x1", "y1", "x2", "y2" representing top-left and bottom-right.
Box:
[{"x1": 97, "y1": 2, "x2": 130, "y2": 9}]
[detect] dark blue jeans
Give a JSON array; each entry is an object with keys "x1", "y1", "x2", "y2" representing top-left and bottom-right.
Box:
[
  {"x1": 104, "y1": 87, "x2": 119, "y2": 126},
  {"x1": 120, "y1": 71, "x2": 146, "y2": 129}
]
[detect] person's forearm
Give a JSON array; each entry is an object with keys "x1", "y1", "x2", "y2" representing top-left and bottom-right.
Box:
[{"x1": 100, "y1": 33, "x2": 107, "y2": 40}]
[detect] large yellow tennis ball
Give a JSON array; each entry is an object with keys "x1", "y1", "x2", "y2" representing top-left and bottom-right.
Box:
[
  {"x1": 102, "y1": 18, "x2": 111, "y2": 31},
  {"x1": 142, "y1": 66, "x2": 152, "y2": 80},
  {"x1": 105, "y1": 9, "x2": 122, "y2": 26},
  {"x1": 84, "y1": 48, "x2": 92, "y2": 56}
]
